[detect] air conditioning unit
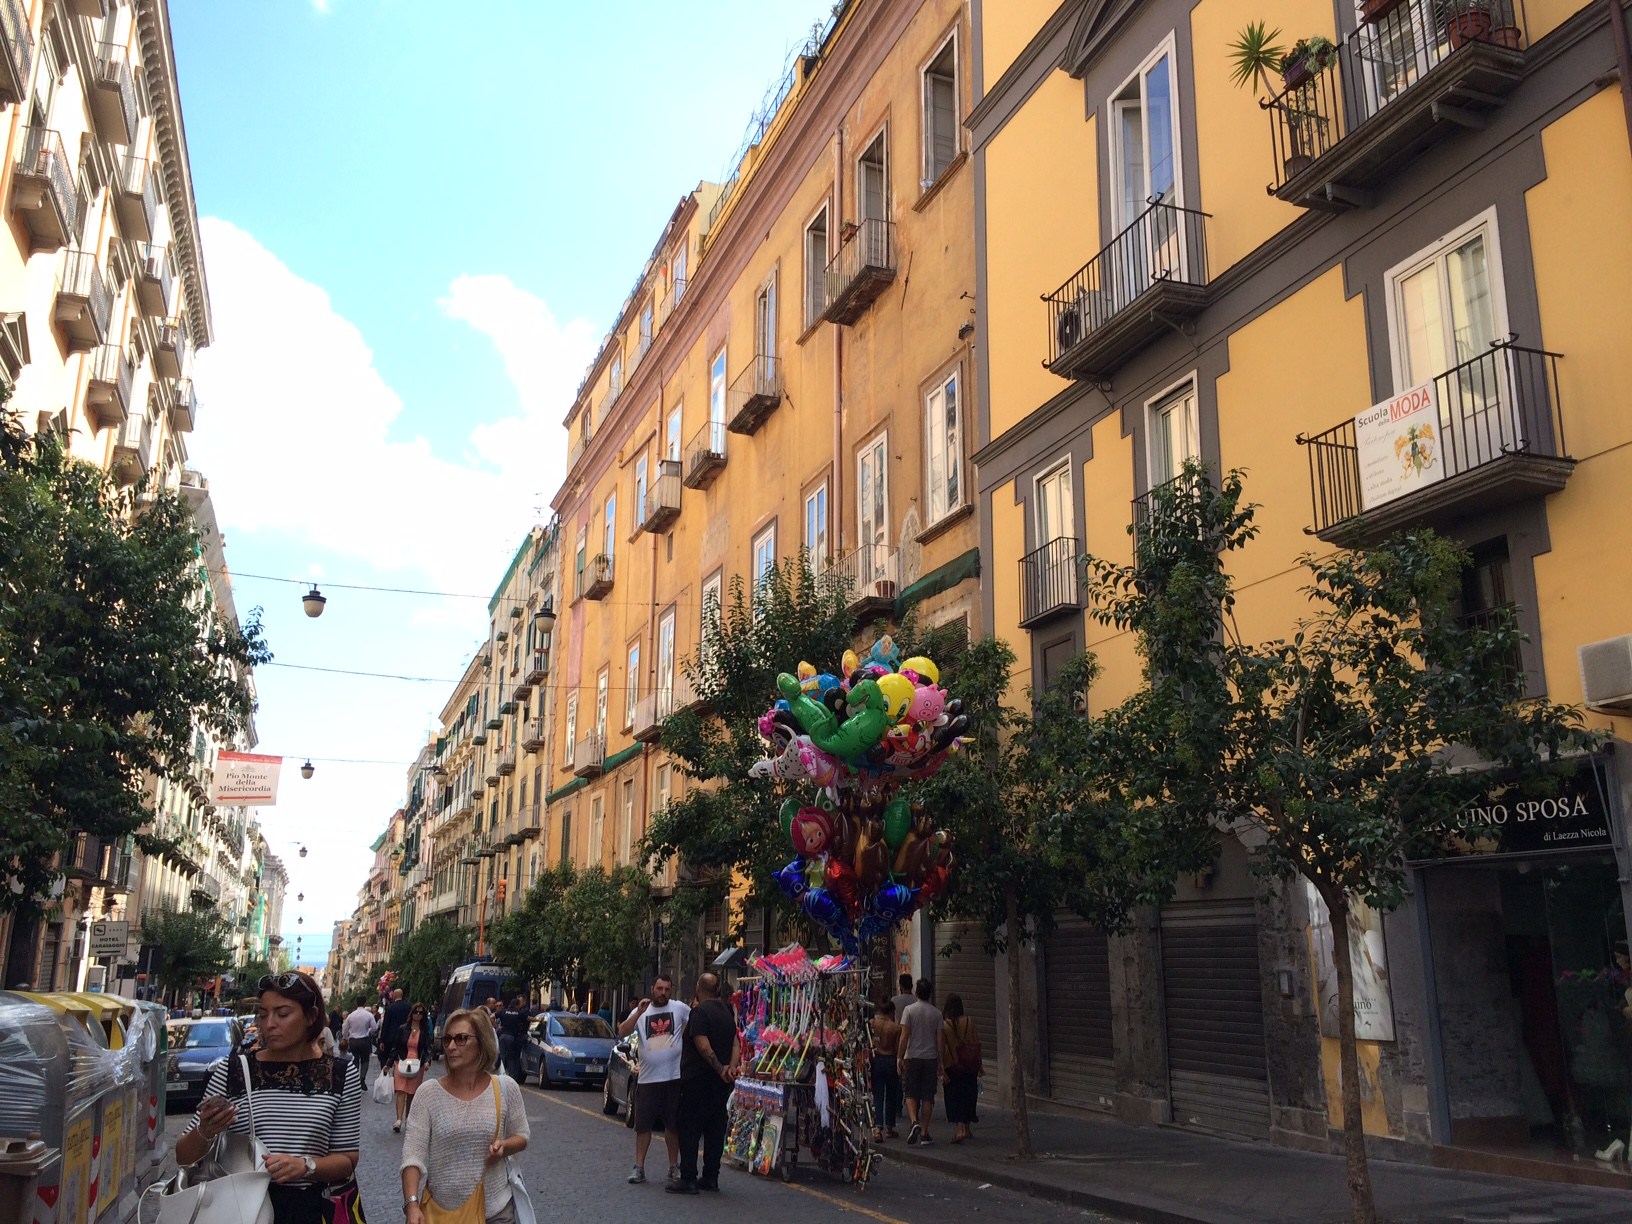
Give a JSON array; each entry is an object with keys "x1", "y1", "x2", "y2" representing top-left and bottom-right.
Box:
[{"x1": 1578, "y1": 635, "x2": 1632, "y2": 713}]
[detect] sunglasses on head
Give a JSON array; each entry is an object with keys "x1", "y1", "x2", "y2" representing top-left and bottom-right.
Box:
[{"x1": 259, "y1": 972, "x2": 316, "y2": 1002}]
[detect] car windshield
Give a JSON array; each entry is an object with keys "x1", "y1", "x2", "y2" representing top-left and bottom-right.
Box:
[
  {"x1": 172, "y1": 1022, "x2": 234, "y2": 1049},
  {"x1": 551, "y1": 1016, "x2": 613, "y2": 1040}
]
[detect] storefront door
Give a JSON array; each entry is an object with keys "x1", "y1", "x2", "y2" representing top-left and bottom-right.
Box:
[{"x1": 1044, "y1": 917, "x2": 1114, "y2": 1109}]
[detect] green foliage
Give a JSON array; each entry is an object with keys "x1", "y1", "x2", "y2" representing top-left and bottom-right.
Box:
[
  {"x1": 1226, "y1": 21, "x2": 1287, "y2": 93},
  {"x1": 141, "y1": 905, "x2": 235, "y2": 998},
  {"x1": 0, "y1": 406, "x2": 271, "y2": 918},
  {"x1": 643, "y1": 553, "x2": 964, "y2": 938},
  {"x1": 388, "y1": 918, "x2": 474, "y2": 1009},
  {"x1": 490, "y1": 861, "x2": 654, "y2": 998}
]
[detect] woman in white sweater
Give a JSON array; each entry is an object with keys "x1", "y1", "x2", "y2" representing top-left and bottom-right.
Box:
[{"x1": 401, "y1": 1008, "x2": 530, "y2": 1223}]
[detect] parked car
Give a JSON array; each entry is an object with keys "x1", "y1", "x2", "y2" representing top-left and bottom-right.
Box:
[
  {"x1": 165, "y1": 1017, "x2": 244, "y2": 1110},
  {"x1": 521, "y1": 1012, "x2": 615, "y2": 1087},
  {"x1": 601, "y1": 1034, "x2": 643, "y2": 1126}
]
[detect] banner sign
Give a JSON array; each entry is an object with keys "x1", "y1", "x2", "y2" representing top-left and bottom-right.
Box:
[
  {"x1": 1305, "y1": 883, "x2": 1395, "y2": 1041},
  {"x1": 1355, "y1": 381, "x2": 1444, "y2": 511},
  {"x1": 1419, "y1": 760, "x2": 1614, "y2": 862},
  {"x1": 212, "y1": 751, "x2": 282, "y2": 805}
]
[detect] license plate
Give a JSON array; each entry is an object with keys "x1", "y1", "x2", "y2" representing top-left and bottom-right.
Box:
[{"x1": 166, "y1": 1080, "x2": 187, "y2": 1092}]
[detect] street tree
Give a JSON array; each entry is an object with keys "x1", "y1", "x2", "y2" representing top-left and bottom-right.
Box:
[
  {"x1": 141, "y1": 904, "x2": 235, "y2": 1004},
  {"x1": 388, "y1": 919, "x2": 474, "y2": 1010},
  {"x1": 0, "y1": 408, "x2": 271, "y2": 918},
  {"x1": 490, "y1": 862, "x2": 580, "y2": 999},
  {"x1": 567, "y1": 865, "x2": 656, "y2": 1000},
  {"x1": 1086, "y1": 466, "x2": 1598, "y2": 1224}
]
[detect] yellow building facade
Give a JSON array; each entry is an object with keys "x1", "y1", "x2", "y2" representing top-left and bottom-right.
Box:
[
  {"x1": 544, "y1": 0, "x2": 981, "y2": 975},
  {"x1": 974, "y1": 0, "x2": 1632, "y2": 1182}
]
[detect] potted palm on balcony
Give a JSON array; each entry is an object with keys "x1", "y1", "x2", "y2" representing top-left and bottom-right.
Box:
[
  {"x1": 1229, "y1": 25, "x2": 1333, "y2": 178},
  {"x1": 1279, "y1": 35, "x2": 1337, "y2": 89}
]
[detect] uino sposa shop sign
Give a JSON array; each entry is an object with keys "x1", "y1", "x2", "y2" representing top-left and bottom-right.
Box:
[{"x1": 1430, "y1": 761, "x2": 1614, "y2": 861}]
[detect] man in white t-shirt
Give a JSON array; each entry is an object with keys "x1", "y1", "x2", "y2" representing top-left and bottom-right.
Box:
[{"x1": 617, "y1": 973, "x2": 691, "y2": 1184}]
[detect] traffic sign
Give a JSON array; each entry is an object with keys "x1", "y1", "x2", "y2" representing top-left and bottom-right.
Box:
[{"x1": 89, "y1": 920, "x2": 130, "y2": 957}]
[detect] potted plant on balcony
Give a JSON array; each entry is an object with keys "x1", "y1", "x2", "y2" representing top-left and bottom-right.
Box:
[
  {"x1": 838, "y1": 219, "x2": 860, "y2": 245},
  {"x1": 1360, "y1": 0, "x2": 1408, "y2": 23},
  {"x1": 1435, "y1": 0, "x2": 1500, "y2": 49},
  {"x1": 1278, "y1": 35, "x2": 1337, "y2": 89},
  {"x1": 591, "y1": 552, "x2": 613, "y2": 583},
  {"x1": 1226, "y1": 21, "x2": 1287, "y2": 98}
]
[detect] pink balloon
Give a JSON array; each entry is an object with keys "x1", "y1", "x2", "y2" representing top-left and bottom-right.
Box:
[{"x1": 907, "y1": 685, "x2": 945, "y2": 726}]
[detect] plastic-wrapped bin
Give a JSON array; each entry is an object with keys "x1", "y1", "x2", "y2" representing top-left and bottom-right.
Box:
[
  {"x1": 118, "y1": 998, "x2": 169, "y2": 1186},
  {"x1": 0, "y1": 992, "x2": 71, "y2": 1224}
]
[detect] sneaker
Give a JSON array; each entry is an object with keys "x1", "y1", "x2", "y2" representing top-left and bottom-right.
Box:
[
  {"x1": 392, "y1": 1122, "x2": 401, "y2": 1133},
  {"x1": 627, "y1": 1166, "x2": 645, "y2": 1184},
  {"x1": 907, "y1": 1124, "x2": 922, "y2": 1145},
  {"x1": 666, "y1": 1166, "x2": 680, "y2": 1183},
  {"x1": 664, "y1": 1181, "x2": 698, "y2": 1195},
  {"x1": 919, "y1": 1133, "x2": 935, "y2": 1146}
]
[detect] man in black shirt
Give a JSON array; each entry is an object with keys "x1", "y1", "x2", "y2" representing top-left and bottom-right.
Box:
[
  {"x1": 666, "y1": 972, "x2": 740, "y2": 1194},
  {"x1": 497, "y1": 995, "x2": 529, "y2": 1080},
  {"x1": 378, "y1": 989, "x2": 411, "y2": 1075}
]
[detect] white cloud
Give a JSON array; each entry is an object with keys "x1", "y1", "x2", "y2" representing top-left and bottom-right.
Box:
[{"x1": 189, "y1": 220, "x2": 590, "y2": 598}]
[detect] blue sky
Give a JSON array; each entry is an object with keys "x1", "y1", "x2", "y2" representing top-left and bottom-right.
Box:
[{"x1": 172, "y1": 0, "x2": 836, "y2": 970}]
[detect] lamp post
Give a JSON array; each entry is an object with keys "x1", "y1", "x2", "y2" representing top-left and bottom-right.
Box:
[{"x1": 532, "y1": 601, "x2": 556, "y2": 647}]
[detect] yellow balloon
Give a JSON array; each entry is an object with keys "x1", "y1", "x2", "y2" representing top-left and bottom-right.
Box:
[
  {"x1": 842, "y1": 649, "x2": 860, "y2": 676},
  {"x1": 901, "y1": 656, "x2": 940, "y2": 685},
  {"x1": 876, "y1": 672, "x2": 915, "y2": 720}
]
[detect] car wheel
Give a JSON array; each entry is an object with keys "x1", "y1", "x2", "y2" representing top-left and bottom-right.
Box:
[
  {"x1": 539, "y1": 1062, "x2": 553, "y2": 1087},
  {"x1": 602, "y1": 1076, "x2": 619, "y2": 1115},
  {"x1": 624, "y1": 1075, "x2": 638, "y2": 1128}
]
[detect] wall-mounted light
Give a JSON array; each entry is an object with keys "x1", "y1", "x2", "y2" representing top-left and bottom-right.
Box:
[{"x1": 301, "y1": 585, "x2": 327, "y2": 618}]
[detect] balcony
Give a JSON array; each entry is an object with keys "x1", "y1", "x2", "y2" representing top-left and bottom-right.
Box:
[
  {"x1": 191, "y1": 872, "x2": 222, "y2": 906},
  {"x1": 1300, "y1": 342, "x2": 1571, "y2": 545},
  {"x1": 583, "y1": 553, "x2": 614, "y2": 601},
  {"x1": 1044, "y1": 199, "x2": 1210, "y2": 382},
  {"x1": 115, "y1": 155, "x2": 160, "y2": 243},
  {"x1": 471, "y1": 726, "x2": 487, "y2": 746},
  {"x1": 0, "y1": 0, "x2": 35, "y2": 108},
  {"x1": 91, "y1": 42, "x2": 137, "y2": 144},
  {"x1": 521, "y1": 717, "x2": 547, "y2": 753},
  {"x1": 85, "y1": 344, "x2": 133, "y2": 430},
  {"x1": 1019, "y1": 536, "x2": 1083, "y2": 627},
  {"x1": 655, "y1": 276, "x2": 688, "y2": 330},
  {"x1": 831, "y1": 543, "x2": 899, "y2": 624},
  {"x1": 62, "y1": 832, "x2": 106, "y2": 882},
  {"x1": 496, "y1": 746, "x2": 516, "y2": 777},
  {"x1": 54, "y1": 250, "x2": 111, "y2": 352},
  {"x1": 499, "y1": 699, "x2": 517, "y2": 716},
  {"x1": 522, "y1": 650, "x2": 548, "y2": 686},
  {"x1": 683, "y1": 420, "x2": 728, "y2": 490},
  {"x1": 642, "y1": 458, "x2": 682, "y2": 532},
  {"x1": 514, "y1": 803, "x2": 543, "y2": 842},
  {"x1": 168, "y1": 376, "x2": 198, "y2": 434},
  {"x1": 632, "y1": 694, "x2": 665, "y2": 744},
  {"x1": 572, "y1": 732, "x2": 606, "y2": 779},
  {"x1": 1131, "y1": 469, "x2": 1214, "y2": 553},
  {"x1": 727, "y1": 355, "x2": 783, "y2": 435},
  {"x1": 135, "y1": 243, "x2": 175, "y2": 317},
  {"x1": 454, "y1": 794, "x2": 474, "y2": 820},
  {"x1": 824, "y1": 218, "x2": 897, "y2": 325},
  {"x1": 1266, "y1": 0, "x2": 1527, "y2": 211},
  {"x1": 11, "y1": 127, "x2": 80, "y2": 252},
  {"x1": 511, "y1": 672, "x2": 533, "y2": 700},
  {"x1": 155, "y1": 317, "x2": 189, "y2": 379}
]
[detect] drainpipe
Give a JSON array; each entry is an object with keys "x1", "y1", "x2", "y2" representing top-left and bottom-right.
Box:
[
  {"x1": 1610, "y1": 0, "x2": 1632, "y2": 159},
  {"x1": 832, "y1": 125, "x2": 846, "y2": 555},
  {"x1": 642, "y1": 383, "x2": 662, "y2": 871}
]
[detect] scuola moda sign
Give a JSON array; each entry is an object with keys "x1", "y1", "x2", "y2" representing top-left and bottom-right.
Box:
[{"x1": 1355, "y1": 381, "x2": 1445, "y2": 511}]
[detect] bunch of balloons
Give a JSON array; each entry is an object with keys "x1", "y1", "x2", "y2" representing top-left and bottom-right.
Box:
[{"x1": 753, "y1": 634, "x2": 963, "y2": 950}]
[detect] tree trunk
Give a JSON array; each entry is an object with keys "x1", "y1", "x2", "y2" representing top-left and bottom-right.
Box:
[
  {"x1": 1004, "y1": 883, "x2": 1034, "y2": 1160},
  {"x1": 1324, "y1": 888, "x2": 1378, "y2": 1224}
]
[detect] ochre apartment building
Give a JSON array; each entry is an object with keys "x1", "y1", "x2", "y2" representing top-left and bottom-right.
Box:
[{"x1": 971, "y1": 0, "x2": 1632, "y2": 1184}]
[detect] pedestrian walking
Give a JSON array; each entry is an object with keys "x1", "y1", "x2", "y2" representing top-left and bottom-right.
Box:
[
  {"x1": 339, "y1": 998, "x2": 378, "y2": 1086},
  {"x1": 869, "y1": 998, "x2": 903, "y2": 1140},
  {"x1": 380, "y1": 988, "x2": 411, "y2": 1060},
  {"x1": 495, "y1": 995, "x2": 529, "y2": 1081},
  {"x1": 401, "y1": 1007, "x2": 530, "y2": 1223},
  {"x1": 617, "y1": 973, "x2": 690, "y2": 1184},
  {"x1": 387, "y1": 1002, "x2": 435, "y2": 1133},
  {"x1": 890, "y1": 972, "x2": 916, "y2": 1027},
  {"x1": 938, "y1": 993, "x2": 982, "y2": 1143},
  {"x1": 898, "y1": 978, "x2": 942, "y2": 1145},
  {"x1": 665, "y1": 972, "x2": 740, "y2": 1195},
  {"x1": 176, "y1": 971, "x2": 362, "y2": 1224}
]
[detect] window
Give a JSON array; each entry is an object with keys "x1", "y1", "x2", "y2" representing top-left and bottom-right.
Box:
[
  {"x1": 922, "y1": 34, "x2": 959, "y2": 184},
  {"x1": 657, "y1": 608, "x2": 676, "y2": 717},
  {"x1": 701, "y1": 571, "x2": 723, "y2": 650},
  {"x1": 858, "y1": 132, "x2": 889, "y2": 224},
  {"x1": 574, "y1": 528, "x2": 587, "y2": 600},
  {"x1": 1146, "y1": 382, "x2": 1199, "y2": 488},
  {"x1": 639, "y1": 300, "x2": 654, "y2": 353},
  {"x1": 672, "y1": 244, "x2": 687, "y2": 305},
  {"x1": 602, "y1": 492, "x2": 617, "y2": 568},
  {"x1": 804, "y1": 207, "x2": 829, "y2": 327},
  {"x1": 564, "y1": 695, "x2": 577, "y2": 764},
  {"x1": 1110, "y1": 38, "x2": 1181, "y2": 229},
  {"x1": 804, "y1": 482, "x2": 829, "y2": 566},
  {"x1": 589, "y1": 795, "x2": 603, "y2": 865},
  {"x1": 595, "y1": 670, "x2": 608, "y2": 741},
  {"x1": 1036, "y1": 461, "x2": 1074, "y2": 545},
  {"x1": 634, "y1": 455, "x2": 648, "y2": 528},
  {"x1": 665, "y1": 406, "x2": 683, "y2": 461},
  {"x1": 619, "y1": 779, "x2": 635, "y2": 865},
  {"x1": 755, "y1": 272, "x2": 777, "y2": 362},
  {"x1": 1389, "y1": 212, "x2": 1503, "y2": 390},
  {"x1": 925, "y1": 369, "x2": 963, "y2": 523},
  {"x1": 625, "y1": 642, "x2": 640, "y2": 729},
  {"x1": 609, "y1": 351, "x2": 623, "y2": 401},
  {"x1": 858, "y1": 432, "x2": 889, "y2": 585},
  {"x1": 708, "y1": 347, "x2": 727, "y2": 435},
  {"x1": 655, "y1": 763, "x2": 672, "y2": 814},
  {"x1": 753, "y1": 522, "x2": 777, "y2": 594}
]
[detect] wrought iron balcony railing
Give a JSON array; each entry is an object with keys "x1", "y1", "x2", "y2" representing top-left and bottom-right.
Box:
[
  {"x1": 0, "y1": 0, "x2": 35, "y2": 107},
  {"x1": 684, "y1": 420, "x2": 728, "y2": 490},
  {"x1": 642, "y1": 458, "x2": 682, "y2": 532},
  {"x1": 1299, "y1": 341, "x2": 1570, "y2": 543},
  {"x1": 12, "y1": 127, "x2": 80, "y2": 251},
  {"x1": 92, "y1": 42, "x2": 137, "y2": 144},
  {"x1": 1044, "y1": 198, "x2": 1210, "y2": 380},
  {"x1": 727, "y1": 355, "x2": 783, "y2": 435},
  {"x1": 823, "y1": 218, "x2": 896, "y2": 325},
  {"x1": 1265, "y1": 0, "x2": 1527, "y2": 209},
  {"x1": 830, "y1": 543, "x2": 899, "y2": 618},
  {"x1": 1019, "y1": 536, "x2": 1082, "y2": 627}
]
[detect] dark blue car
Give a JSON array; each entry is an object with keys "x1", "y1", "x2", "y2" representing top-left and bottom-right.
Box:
[{"x1": 165, "y1": 1017, "x2": 244, "y2": 1110}]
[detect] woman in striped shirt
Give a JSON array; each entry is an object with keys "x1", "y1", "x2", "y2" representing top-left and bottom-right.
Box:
[{"x1": 176, "y1": 971, "x2": 363, "y2": 1224}]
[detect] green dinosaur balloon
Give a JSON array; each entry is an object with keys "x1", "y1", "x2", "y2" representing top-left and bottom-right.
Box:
[
  {"x1": 777, "y1": 672, "x2": 836, "y2": 741},
  {"x1": 777, "y1": 673, "x2": 892, "y2": 760}
]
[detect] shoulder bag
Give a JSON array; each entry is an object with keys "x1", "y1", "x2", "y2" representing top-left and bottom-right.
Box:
[
  {"x1": 147, "y1": 1055, "x2": 273, "y2": 1224},
  {"x1": 422, "y1": 1078, "x2": 503, "y2": 1224}
]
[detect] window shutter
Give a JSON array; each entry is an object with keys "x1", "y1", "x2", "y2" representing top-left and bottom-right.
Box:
[{"x1": 930, "y1": 72, "x2": 956, "y2": 178}]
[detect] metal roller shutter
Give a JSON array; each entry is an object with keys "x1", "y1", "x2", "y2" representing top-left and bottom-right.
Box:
[
  {"x1": 1044, "y1": 917, "x2": 1115, "y2": 1109},
  {"x1": 1160, "y1": 900, "x2": 1270, "y2": 1138},
  {"x1": 932, "y1": 921, "x2": 998, "y2": 1063}
]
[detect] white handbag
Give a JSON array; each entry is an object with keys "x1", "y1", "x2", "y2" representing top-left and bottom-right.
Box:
[
  {"x1": 147, "y1": 1056, "x2": 273, "y2": 1224},
  {"x1": 397, "y1": 1057, "x2": 422, "y2": 1077},
  {"x1": 505, "y1": 1156, "x2": 537, "y2": 1224}
]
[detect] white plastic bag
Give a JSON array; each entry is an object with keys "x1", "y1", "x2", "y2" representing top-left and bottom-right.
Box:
[{"x1": 372, "y1": 1069, "x2": 394, "y2": 1104}]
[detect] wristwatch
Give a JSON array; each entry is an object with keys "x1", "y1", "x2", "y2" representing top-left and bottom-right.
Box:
[
  {"x1": 302, "y1": 1156, "x2": 317, "y2": 1179},
  {"x1": 404, "y1": 1195, "x2": 421, "y2": 1213}
]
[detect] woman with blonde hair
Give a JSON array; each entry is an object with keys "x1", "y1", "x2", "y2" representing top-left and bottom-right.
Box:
[{"x1": 401, "y1": 1007, "x2": 529, "y2": 1222}]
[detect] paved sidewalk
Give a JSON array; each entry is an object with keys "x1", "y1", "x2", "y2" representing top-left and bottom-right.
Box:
[{"x1": 881, "y1": 1106, "x2": 1632, "y2": 1224}]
